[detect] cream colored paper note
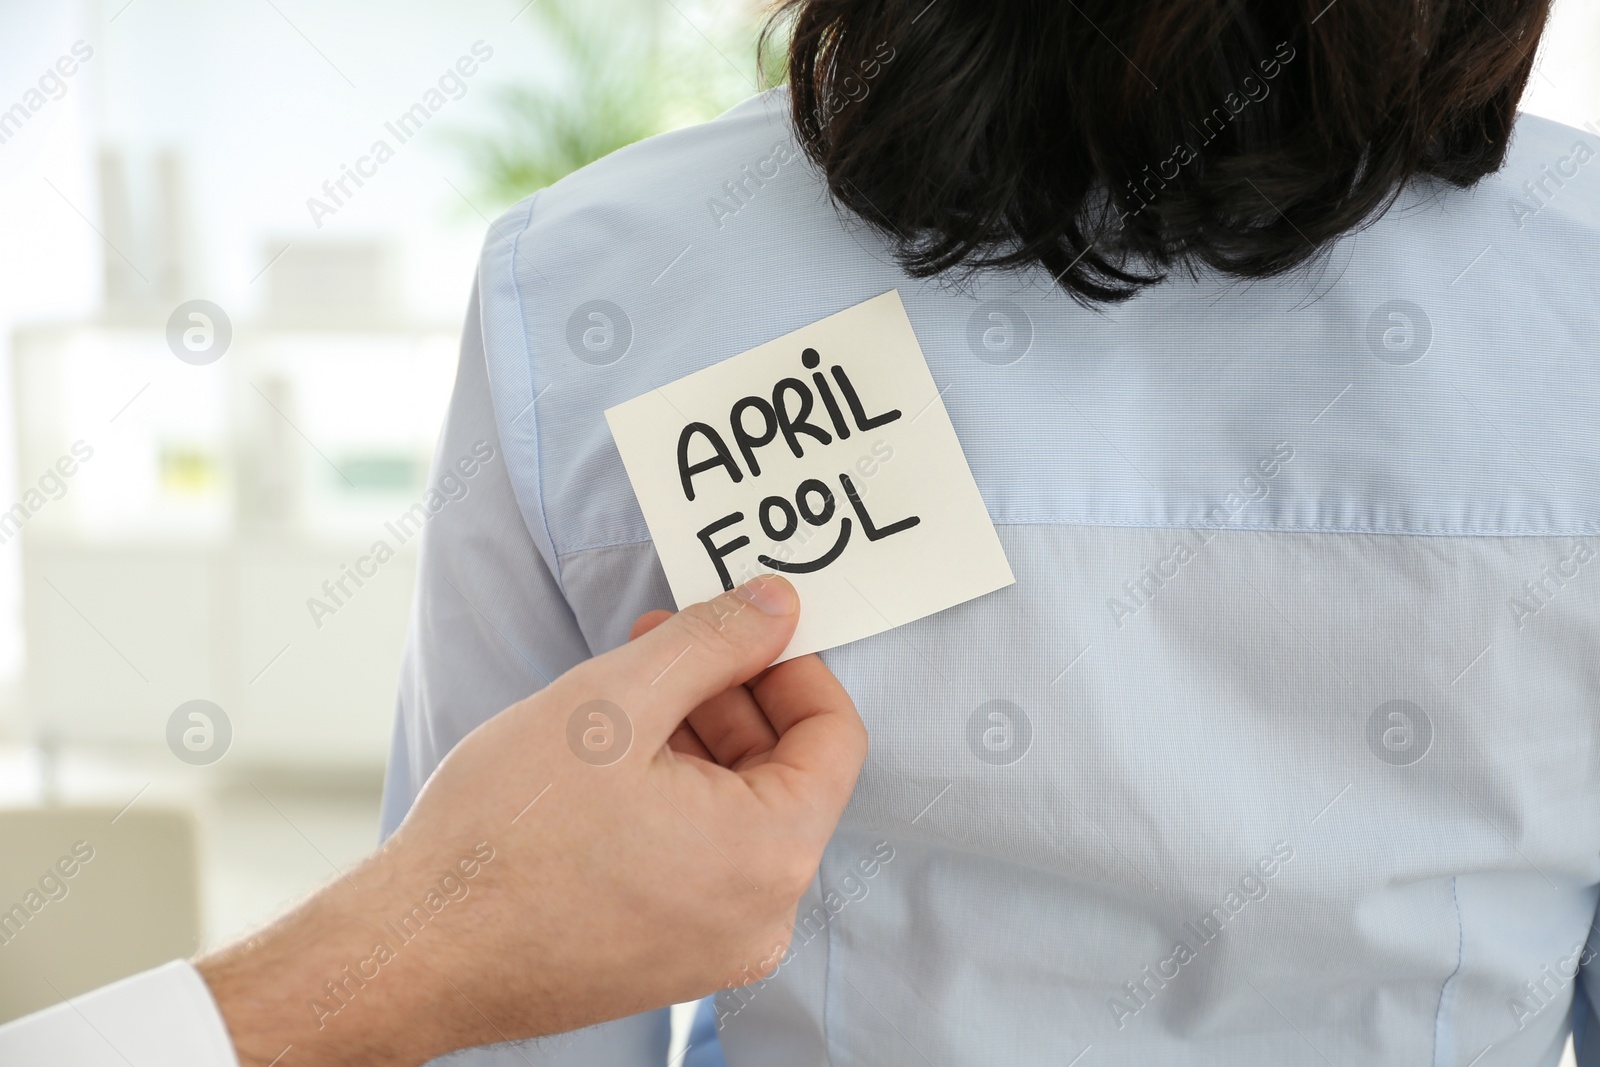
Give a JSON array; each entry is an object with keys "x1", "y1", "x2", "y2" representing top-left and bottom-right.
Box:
[{"x1": 605, "y1": 289, "x2": 1014, "y2": 660}]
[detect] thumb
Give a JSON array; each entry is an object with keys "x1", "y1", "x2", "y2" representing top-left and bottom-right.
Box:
[{"x1": 599, "y1": 575, "x2": 801, "y2": 749}]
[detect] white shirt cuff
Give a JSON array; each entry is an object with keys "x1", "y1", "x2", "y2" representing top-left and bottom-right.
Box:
[{"x1": 0, "y1": 959, "x2": 239, "y2": 1066}]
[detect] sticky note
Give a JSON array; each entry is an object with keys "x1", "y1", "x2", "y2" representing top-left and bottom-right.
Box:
[{"x1": 606, "y1": 289, "x2": 1014, "y2": 660}]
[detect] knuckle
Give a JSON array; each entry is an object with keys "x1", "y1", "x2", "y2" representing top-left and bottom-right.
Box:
[
  {"x1": 846, "y1": 711, "x2": 870, "y2": 753},
  {"x1": 790, "y1": 861, "x2": 822, "y2": 898},
  {"x1": 752, "y1": 930, "x2": 793, "y2": 977},
  {"x1": 674, "y1": 597, "x2": 745, "y2": 650},
  {"x1": 726, "y1": 929, "x2": 791, "y2": 986},
  {"x1": 772, "y1": 850, "x2": 820, "y2": 901}
]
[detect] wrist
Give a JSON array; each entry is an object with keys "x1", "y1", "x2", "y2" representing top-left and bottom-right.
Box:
[{"x1": 196, "y1": 853, "x2": 462, "y2": 1067}]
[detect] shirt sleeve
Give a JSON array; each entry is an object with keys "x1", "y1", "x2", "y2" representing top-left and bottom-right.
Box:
[
  {"x1": 378, "y1": 275, "x2": 670, "y2": 1065},
  {"x1": 0, "y1": 960, "x2": 239, "y2": 1067}
]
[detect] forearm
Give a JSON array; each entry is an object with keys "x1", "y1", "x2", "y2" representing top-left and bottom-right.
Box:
[{"x1": 195, "y1": 850, "x2": 480, "y2": 1067}]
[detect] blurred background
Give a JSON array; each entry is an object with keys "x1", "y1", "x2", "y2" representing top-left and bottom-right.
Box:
[{"x1": 0, "y1": 0, "x2": 1594, "y2": 1058}]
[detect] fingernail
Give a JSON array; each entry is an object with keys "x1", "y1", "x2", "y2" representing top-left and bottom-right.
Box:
[{"x1": 734, "y1": 574, "x2": 797, "y2": 616}]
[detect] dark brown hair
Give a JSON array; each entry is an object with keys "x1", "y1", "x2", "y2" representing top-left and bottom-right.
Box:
[{"x1": 767, "y1": 0, "x2": 1552, "y2": 303}]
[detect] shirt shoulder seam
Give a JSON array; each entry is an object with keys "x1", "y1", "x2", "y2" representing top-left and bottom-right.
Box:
[{"x1": 502, "y1": 193, "x2": 566, "y2": 594}]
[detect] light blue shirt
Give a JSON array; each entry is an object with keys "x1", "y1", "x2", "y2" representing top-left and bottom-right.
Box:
[{"x1": 381, "y1": 89, "x2": 1600, "y2": 1066}]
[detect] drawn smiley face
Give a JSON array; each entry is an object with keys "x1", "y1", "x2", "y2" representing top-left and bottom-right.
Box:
[{"x1": 755, "y1": 478, "x2": 853, "y2": 574}]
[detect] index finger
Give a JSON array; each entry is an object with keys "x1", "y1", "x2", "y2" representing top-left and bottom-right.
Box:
[
  {"x1": 743, "y1": 653, "x2": 867, "y2": 817},
  {"x1": 585, "y1": 576, "x2": 801, "y2": 752}
]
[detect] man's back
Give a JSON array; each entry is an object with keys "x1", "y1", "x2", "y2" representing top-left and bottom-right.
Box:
[{"x1": 384, "y1": 90, "x2": 1600, "y2": 1065}]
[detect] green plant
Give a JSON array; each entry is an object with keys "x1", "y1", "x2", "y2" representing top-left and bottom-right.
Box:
[{"x1": 458, "y1": 0, "x2": 785, "y2": 209}]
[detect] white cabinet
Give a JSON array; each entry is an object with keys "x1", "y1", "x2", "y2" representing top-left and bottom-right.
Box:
[
  {"x1": 12, "y1": 322, "x2": 454, "y2": 769},
  {"x1": 22, "y1": 542, "x2": 418, "y2": 766}
]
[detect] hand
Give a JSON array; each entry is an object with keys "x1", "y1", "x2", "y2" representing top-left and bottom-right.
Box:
[{"x1": 197, "y1": 575, "x2": 867, "y2": 1067}]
